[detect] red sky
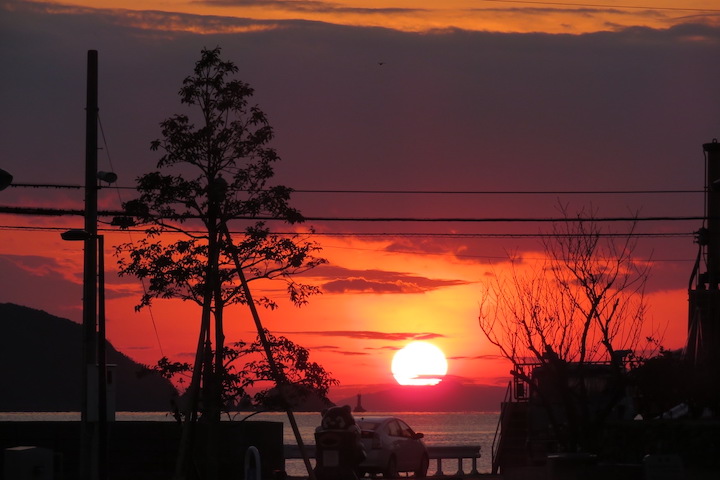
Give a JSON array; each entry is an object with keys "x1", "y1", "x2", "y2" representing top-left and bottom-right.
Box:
[{"x1": 1, "y1": 0, "x2": 719, "y2": 401}]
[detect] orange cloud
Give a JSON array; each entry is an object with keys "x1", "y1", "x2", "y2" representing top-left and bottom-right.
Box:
[
  {"x1": 278, "y1": 330, "x2": 445, "y2": 341},
  {"x1": 309, "y1": 264, "x2": 470, "y2": 294},
  {"x1": 9, "y1": 0, "x2": 720, "y2": 34}
]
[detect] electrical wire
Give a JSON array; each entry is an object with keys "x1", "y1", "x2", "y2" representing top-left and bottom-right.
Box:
[
  {"x1": 7, "y1": 184, "x2": 705, "y2": 195},
  {"x1": 98, "y1": 113, "x2": 165, "y2": 358},
  {"x1": 0, "y1": 223, "x2": 695, "y2": 238},
  {"x1": 9, "y1": 183, "x2": 82, "y2": 189},
  {"x1": 0, "y1": 206, "x2": 707, "y2": 223},
  {"x1": 0, "y1": 223, "x2": 696, "y2": 263}
]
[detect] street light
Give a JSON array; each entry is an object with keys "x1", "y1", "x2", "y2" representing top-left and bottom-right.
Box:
[
  {"x1": 96, "y1": 171, "x2": 117, "y2": 184},
  {"x1": 63, "y1": 167, "x2": 117, "y2": 480},
  {"x1": 62, "y1": 228, "x2": 108, "y2": 480}
]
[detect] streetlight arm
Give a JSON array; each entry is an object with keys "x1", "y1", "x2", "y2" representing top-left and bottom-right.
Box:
[{"x1": 0, "y1": 168, "x2": 13, "y2": 191}]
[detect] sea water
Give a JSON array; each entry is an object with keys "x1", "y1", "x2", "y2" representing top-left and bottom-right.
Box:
[
  {"x1": 0, "y1": 411, "x2": 500, "y2": 475},
  {"x1": 274, "y1": 411, "x2": 500, "y2": 476}
]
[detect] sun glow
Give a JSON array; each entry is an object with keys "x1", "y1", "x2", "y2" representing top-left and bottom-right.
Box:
[{"x1": 391, "y1": 341, "x2": 448, "y2": 386}]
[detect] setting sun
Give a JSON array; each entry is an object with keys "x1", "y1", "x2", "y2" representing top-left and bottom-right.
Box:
[{"x1": 391, "y1": 341, "x2": 448, "y2": 386}]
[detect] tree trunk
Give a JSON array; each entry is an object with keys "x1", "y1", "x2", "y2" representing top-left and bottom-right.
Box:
[
  {"x1": 203, "y1": 225, "x2": 222, "y2": 480},
  {"x1": 173, "y1": 303, "x2": 212, "y2": 480}
]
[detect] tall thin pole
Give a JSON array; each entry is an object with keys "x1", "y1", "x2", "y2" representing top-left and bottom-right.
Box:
[
  {"x1": 97, "y1": 235, "x2": 108, "y2": 480},
  {"x1": 222, "y1": 226, "x2": 317, "y2": 480},
  {"x1": 82, "y1": 49, "x2": 99, "y2": 480},
  {"x1": 705, "y1": 140, "x2": 720, "y2": 288}
]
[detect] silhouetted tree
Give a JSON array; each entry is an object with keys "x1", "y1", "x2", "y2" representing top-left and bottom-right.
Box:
[
  {"x1": 116, "y1": 47, "x2": 325, "y2": 480},
  {"x1": 478, "y1": 205, "x2": 657, "y2": 453},
  {"x1": 235, "y1": 330, "x2": 338, "y2": 409},
  {"x1": 152, "y1": 330, "x2": 337, "y2": 415}
]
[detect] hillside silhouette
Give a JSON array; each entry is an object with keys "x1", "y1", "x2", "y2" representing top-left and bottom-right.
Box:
[
  {"x1": 0, "y1": 303, "x2": 177, "y2": 411},
  {"x1": 337, "y1": 380, "x2": 505, "y2": 412}
]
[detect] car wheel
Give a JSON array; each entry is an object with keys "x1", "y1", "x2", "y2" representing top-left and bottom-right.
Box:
[
  {"x1": 414, "y1": 454, "x2": 429, "y2": 478},
  {"x1": 383, "y1": 456, "x2": 398, "y2": 478}
]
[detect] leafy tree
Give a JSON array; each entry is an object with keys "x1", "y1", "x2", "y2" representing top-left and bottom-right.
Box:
[
  {"x1": 235, "y1": 330, "x2": 338, "y2": 409},
  {"x1": 478, "y1": 206, "x2": 658, "y2": 454},
  {"x1": 153, "y1": 330, "x2": 337, "y2": 416},
  {"x1": 116, "y1": 47, "x2": 326, "y2": 479}
]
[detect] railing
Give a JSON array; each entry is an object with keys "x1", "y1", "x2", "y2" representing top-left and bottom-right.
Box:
[
  {"x1": 427, "y1": 445, "x2": 482, "y2": 476},
  {"x1": 490, "y1": 381, "x2": 512, "y2": 474},
  {"x1": 284, "y1": 445, "x2": 483, "y2": 477}
]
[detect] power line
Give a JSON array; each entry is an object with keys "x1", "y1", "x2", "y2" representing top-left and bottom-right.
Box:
[
  {"x1": 293, "y1": 189, "x2": 703, "y2": 195},
  {"x1": 6, "y1": 183, "x2": 704, "y2": 195},
  {"x1": 0, "y1": 206, "x2": 706, "y2": 223},
  {"x1": 9, "y1": 183, "x2": 82, "y2": 190},
  {"x1": 0, "y1": 224, "x2": 695, "y2": 264},
  {"x1": 0, "y1": 206, "x2": 87, "y2": 216},
  {"x1": 98, "y1": 112, "x2": 165, "y2": 358},
  {"x1": 297, "y1": 215, "x2": 703, "y2": 223},
  {"x1": 294, "y1": 232, "x2": 694, "y2": 238},
  {"x1": 0, "y1": 224, "x2": 694, "y2": 238}
]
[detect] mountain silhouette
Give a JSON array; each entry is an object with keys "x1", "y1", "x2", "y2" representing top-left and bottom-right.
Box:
[
  {"x1": 336, "y1": 380, "x2": 505, "y2": 412},
  {"x1": 0, "y1": 303, "x2": 177, "y2": 411}
]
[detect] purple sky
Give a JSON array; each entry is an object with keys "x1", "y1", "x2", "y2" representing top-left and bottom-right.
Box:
[{"x1": 1, "y1": 1, "x2": 719, "y2": 390}]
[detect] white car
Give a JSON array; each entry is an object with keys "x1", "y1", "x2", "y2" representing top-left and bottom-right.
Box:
[{"x1": 355, "y1": 416, "x2": 429, "y2": 478}]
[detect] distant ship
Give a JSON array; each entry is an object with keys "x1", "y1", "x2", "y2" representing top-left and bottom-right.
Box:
[{"x1": 354, "y1": 393, "x2": 366, "y2": 413}]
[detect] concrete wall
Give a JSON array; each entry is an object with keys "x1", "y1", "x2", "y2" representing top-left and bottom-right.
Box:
[{"x1": 0, "y1": 421, "x2": 284, "y2": 480}]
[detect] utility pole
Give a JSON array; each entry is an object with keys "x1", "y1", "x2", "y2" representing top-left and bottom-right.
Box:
[
  {"x1": 81, "y1": 49, "x2": 99, "y2": 480},
  {"x1": 688, "y1": 140, "x2": 720, "y2": 374}
]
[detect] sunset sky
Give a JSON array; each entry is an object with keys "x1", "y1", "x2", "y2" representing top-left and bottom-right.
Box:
[{"x1": 2, "y1": 0, "x2": 720, "y2": 401}]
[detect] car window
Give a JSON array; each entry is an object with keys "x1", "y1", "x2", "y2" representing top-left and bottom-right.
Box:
[
  {"x1": 387, "y1": 420, "x2": 402, "y2": 437},
  {"x1": 356, "y1": 421, "x2": 378, "y2": 431},
  {"x1": 397, "y1": 420, "x2": 415, "y2": 438}
]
